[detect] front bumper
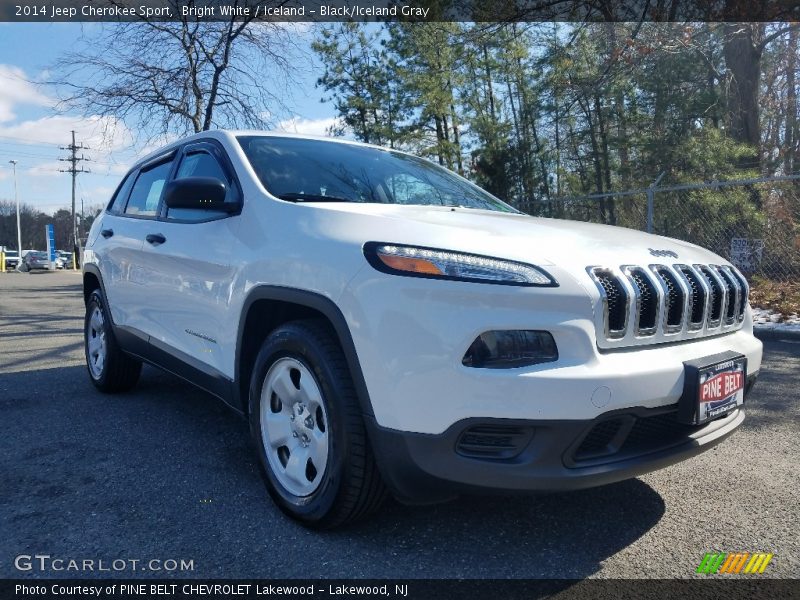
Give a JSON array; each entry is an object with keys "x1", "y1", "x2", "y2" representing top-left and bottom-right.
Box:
[
  {"x1": 367, "y1": 376, "x2": 755, "y2": 504},
  {"x1": 344, "y1": 267, "x2": 764, "y2": 434}
]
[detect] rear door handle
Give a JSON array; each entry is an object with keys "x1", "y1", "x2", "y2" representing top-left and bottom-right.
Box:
[
  {"x1": 100, "y1": 228, "x2": 114, "y2": 239},
  {"x1": 146, "y1": 233, "x2": 166, "y2": 246}
]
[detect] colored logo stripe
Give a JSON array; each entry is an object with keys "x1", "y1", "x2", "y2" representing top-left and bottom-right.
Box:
[
  {"x1": 697, "y1": 553, "x2": 726, "y2": 574},
  {"x1": 697, "y1": 552, "x2": 773, "y2": 574},
  {"x1": 744, "y1": 553, "x2": 774, "y2": 574},
  {"x1": 720, "y1": 553, "x2": 749, "y2": 573}
]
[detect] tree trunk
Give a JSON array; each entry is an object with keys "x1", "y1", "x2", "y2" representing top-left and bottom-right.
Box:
[
  {"x1": 551, "y1": 24, "x2": 563, "y2": 210},
  {"x1": 786, "y1": 28, "x2": 797, "y2": 174},
  {"x1": 433, "y1": 115, "x2": 445, "y2": 165},
  {"x1": 447, "y1": 77, "x2": 464, "y2": 174},
  {"x1": 580, "y1": 97, "x2": 607, "y2": 223},
  {"x1": 482, "y1": 44, "x2": 496, "y2": 122},
  {"x1": 506, "y1": 78, "x2": 527, "y2": 203},
  {"x1": 567, "y1": 119, "x2": 590, "y2": 193},
  {"x1": 705, "y1": 24, "x2": 720, "y2": 129},
  {"x1": 358, "y1": 107, "x2": 370, "y2": 144},
  {"x1": 594, "y1": 93, "x2": 616, "y2": 225},
  {"x1": 723, "y1": 23, "x2": 764, "y2": 169}
]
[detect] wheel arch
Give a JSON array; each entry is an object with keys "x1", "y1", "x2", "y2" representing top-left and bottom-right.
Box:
[
  {"x1": 82, "y1": 264, "x2": 112, "y2": 314},
  {"x1": 235, "y1": 286, "x2": 375, "y2": 419}
]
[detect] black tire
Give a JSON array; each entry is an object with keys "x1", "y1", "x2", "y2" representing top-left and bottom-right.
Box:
[
  {"x1": 249, "y1": 319, "x2": 387, "y2": 529},
  {"x1": 84, "y1": 289, "x2": 142, "y2": 393}
]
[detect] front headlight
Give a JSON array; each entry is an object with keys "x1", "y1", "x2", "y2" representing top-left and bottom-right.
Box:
[{"x1": 363, "y1": 242, "x2": 557, "y2": 287}]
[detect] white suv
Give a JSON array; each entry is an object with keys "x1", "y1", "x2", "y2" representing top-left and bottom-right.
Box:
[{"x1": 83, "y1": 131, "x2": 763, "y2": 528}]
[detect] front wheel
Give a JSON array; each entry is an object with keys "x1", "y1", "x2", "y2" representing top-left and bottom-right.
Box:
[
  {"x1": 249, "y1": 319, "x2": 386, "y2": 528},
  {"x1": 84, "y1": 289, "x2": 141, "y2": 392}
]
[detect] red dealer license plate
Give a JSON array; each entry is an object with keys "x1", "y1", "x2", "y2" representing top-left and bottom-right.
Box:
[
  {"x1": 680, "y1": 352, "x2": 747, "y2": 425},
  {"x1": 697, "y1": 359, "x2": 745, "y2": 423}
]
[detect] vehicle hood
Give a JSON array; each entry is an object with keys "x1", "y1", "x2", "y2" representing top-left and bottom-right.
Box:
[{"x1": 311, "y1": 203, "x2": 726, "y2": 270}]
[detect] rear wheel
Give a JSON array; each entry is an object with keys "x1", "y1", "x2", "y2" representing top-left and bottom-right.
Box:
[
  {"x1": 249, "y1": 319, "x2": 386, "y2": 528},
  {"x1": 84, "y1": 289, "x2": 141, "y2": 392}
]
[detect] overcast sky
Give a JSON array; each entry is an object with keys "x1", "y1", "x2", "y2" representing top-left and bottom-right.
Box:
[{"x1": 0, "y1": 23, "x2": 338, "y2": 216}]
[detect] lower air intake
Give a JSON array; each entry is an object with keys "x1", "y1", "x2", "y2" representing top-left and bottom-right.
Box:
[{"x1": 456, "y1": 426, "x2": 534, "y2": 460}]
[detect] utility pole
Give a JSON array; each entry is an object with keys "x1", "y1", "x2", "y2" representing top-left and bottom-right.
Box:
[
  {"x1": 59, "y1": 131, "x2": 90, "y2": 269},
  {"x1": 9, "y1": 160, "x2": 21, "y2": 256}
]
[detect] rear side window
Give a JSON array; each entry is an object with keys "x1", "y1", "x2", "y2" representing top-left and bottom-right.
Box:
[
  {"x1": 125, "y1": 160, "x2": 173, "y2": 216},
  {"x1": 107, "y1": 172, "x2": 135, "y2": 215}
]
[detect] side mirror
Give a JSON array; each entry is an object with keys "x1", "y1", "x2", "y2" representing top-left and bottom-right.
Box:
[{"x1": 163, "y1": 177, "x2": 236, "y2": 212}]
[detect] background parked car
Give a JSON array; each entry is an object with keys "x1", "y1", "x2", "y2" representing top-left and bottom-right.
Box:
[{"x1": 21, "y1": 251, "x2": 51, "y2": 272}]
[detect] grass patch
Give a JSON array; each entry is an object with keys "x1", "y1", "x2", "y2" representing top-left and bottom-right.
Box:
[{"x1": 748, "y1": 276, "x2": 800, "y2": 319}]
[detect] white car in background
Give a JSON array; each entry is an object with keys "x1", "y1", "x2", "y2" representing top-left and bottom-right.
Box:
[
  {"x1": 55, "y1": 251, "x2": 72, "y2": 269},
  {"x1": 2, "y1": 248, "x2": 20, "y2": 270},
  {"x1": 81, "y1": 131, "x2": 763, "y2": 528}
]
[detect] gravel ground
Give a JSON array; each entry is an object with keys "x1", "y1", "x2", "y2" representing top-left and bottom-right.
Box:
[{"x1": 1, "y1": 271, "x2": 798, "y2": 579}]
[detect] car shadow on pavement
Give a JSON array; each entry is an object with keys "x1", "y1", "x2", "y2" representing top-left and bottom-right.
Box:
[
  {"x1": 339, "y1": 480, "x2": 664, "y2": 579},
  {"x1": 0, "y1": 364, "x2": 665, "y2": 580}
]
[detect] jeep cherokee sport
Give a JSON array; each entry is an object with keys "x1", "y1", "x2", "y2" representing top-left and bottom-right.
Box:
[{"x1": 82, "y1": 131, "x2": 762, "y2": 528}]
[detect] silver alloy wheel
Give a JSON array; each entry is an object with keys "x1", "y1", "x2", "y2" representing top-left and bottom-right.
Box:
[
  {"x1": 260, "y1": 357, "x2": 330, "y2": 497},
  {"x1": 87, "y1": 305, "x2": 107, "y2": 379}
]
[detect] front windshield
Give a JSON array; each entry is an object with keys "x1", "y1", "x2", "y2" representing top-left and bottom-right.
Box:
[{"x1": 238, "y1": 136, "x2": 518, "y2": 213}]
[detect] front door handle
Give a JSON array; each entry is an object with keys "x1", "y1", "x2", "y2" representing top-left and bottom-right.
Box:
[
  {"x1": 146, "y1": 233, "x2": 166, "y2": 246},
  {"x1": 100, "y1": 228, "x2": 114, "y2": 239}
]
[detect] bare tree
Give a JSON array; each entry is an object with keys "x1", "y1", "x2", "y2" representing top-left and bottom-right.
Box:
[
  {"x1": 722, "y1": 23, "x2": 800, "y2": 169},
  {"x1": 49, "y1": 1, "x2": 306, "y2": 140}
]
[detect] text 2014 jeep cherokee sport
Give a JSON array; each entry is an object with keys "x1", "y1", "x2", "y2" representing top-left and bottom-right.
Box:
[{"x1": 83, "y1": 131, "x2": 763, "y2": 528}]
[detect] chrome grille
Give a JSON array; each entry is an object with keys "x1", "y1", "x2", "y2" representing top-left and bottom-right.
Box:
[
  {"x1": 727, "y1": 267, "x2": 749, "y2": 322},
  {"x1": 675, "y1": 265, "x2": 706, "y2": 330},
  {"x1": 696, "y1": 265, "x2": 724, "y2": 327},
  {"x1": 590, "y1": 268, "x2": 628, "y2": 338},
  {"x1": 716, "y1": 266, "x2": 740, "y2": 325},
  {"x1": 589, "y1": 263, "x2": 749, "y2": 346},
  {"x1": 651, "y1": 265, "x2": 686, "y2": 332},
  {"x1": 625, "y1": 267, "x2": 658, "y2": 335}
]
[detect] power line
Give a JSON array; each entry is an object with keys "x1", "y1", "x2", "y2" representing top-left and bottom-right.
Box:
[
  {"x1": 0, "y1": 134, "x2": 62, "y2": 147},
  {"x1": 0, "y1": 149, "x2": 61, "y2": 160}
]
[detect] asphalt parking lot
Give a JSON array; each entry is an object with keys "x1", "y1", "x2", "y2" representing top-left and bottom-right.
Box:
[{"x1": 1, "y1": 271, "x2": 798, "y2": 579}]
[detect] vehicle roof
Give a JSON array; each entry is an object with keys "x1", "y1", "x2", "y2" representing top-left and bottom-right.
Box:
[{"x1": 134, "y1": 130, "x2": 394, "y2": 173}]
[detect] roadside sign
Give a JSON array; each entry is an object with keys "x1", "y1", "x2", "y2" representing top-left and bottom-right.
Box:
[{"x1": 45, "y1": 224, "x2": 56, "y2": 270}]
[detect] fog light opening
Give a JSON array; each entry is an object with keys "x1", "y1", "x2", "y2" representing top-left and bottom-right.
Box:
[{"x1": 462, "y1": 330, "x2": 558, "y2": 369}]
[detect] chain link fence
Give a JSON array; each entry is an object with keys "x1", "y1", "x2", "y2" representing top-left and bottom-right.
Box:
[{"x1": 546, "y1": 175, "x2": 800, "y2": 320}]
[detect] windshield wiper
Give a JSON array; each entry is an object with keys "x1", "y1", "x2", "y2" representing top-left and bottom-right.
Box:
[{"x1": 278, "y1": 192, "x2": 354, "y2": 203}]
